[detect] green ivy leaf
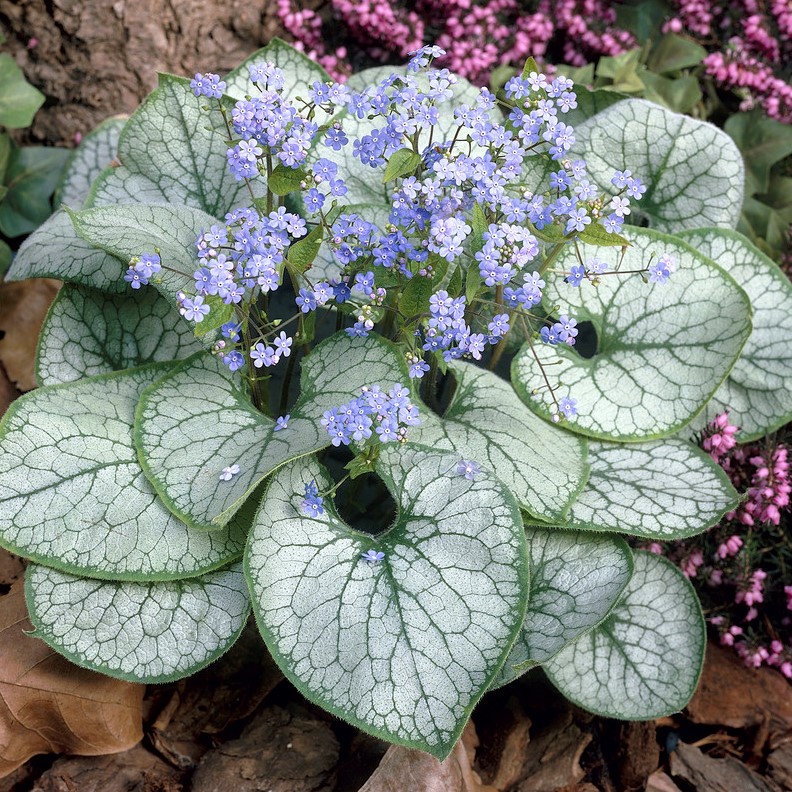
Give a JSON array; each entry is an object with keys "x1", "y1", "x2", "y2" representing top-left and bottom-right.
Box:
[
  {"x1": 646, "y1": 33, "x2": 707, "y2": 74},
  {"x1": 136, "y1": 333, "x2": 410, "y2": 530},
  {"x1": 561, "y1": 438, "x2": 737, "y2": 539},
  {"x1": 223, "y1": 38, "x2": 330, "y2": 102},
  {"x1": 543, "y1": 551, "x2": 705, "y2": 719},
  {"x1": 724, "y1": 110, "x2": 792, "y2": 195},
  {"x1": 245, "y1": 445, "x2": 528, "y2": 758},
  {"x1": 87, "y1": 75, "x2": 255, "y2": 215},
  {"x1": 640, "y1": 72, "x2": 702, "y2": 115},
  {"x1": 55, "y1": 116, "x2": 126, "y2": 209},
  {"x1": 6, "y1": 209, "x2": 128, "y2": 293},
  {"x1": 0, "y1": 53, "x2": 45, "y2": 129},
  {"x1": 679, "y1": 228, "x2": 792, "y2": 440},
  {"x1": 573, "y1": 98, "x2": 744, "y2": 231},
  {"x1": 0, "y1": 144, "x2": 69, "y2": 238},
  {"x1": 0, "y1": 365, "x2": 246, "y2": 580},
  {"x1": 382, "y1": 148, "x2": 422, "y2": 183},
  {"x1": 25, "y1": 561, "x2": 250, "y2": 683},
  {"x1": 36, "y1": 284, "x2": 204, "y2": 386},
  {"x1": 492, "y1": 527, "x2": 633, "y2": 687},
  {"x1": 511, "y1": 228, "x2": 752, "y2": 440},
  {"x1": 412, "y1": 362, "x2": 588, "y2": 523}
]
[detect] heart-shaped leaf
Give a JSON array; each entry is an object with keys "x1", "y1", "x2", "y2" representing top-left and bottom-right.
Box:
[
  {"x1": 560, "y1": 438, "x2": 737, "y2": 539},
  {"x1": 543, "y1": 551, "x2": 706, "y2": 719},
  {"x1": 411, "y1": 361, "x2": 588, "y2": 522},
  {"x1": 0, "y1": 365, "x2": 246, "y2": 580},
  {"x1": 679, "y1": 228, "x2": 792, "y2": 441},
  {"x1": 136, "y1": 333, "x2": 409, "y2": 530},
  {"x1": 245, "y1": 444, "x2": 528, "y2": 758},
  {"x1": 55, "y1": 116, "x2": 126, "y2": 209},
  {"x1": 87, "y1": 75, "x2": 253, "y2": 216},
  {"x1": 25, "y1": 561, "x2": 250, "y2": 683},
  {"x1": 573, "y1": 98, "x2": 744, "y2": 231},
  {"x1": 0, "y1": 53, "x2": 45, "y2": 129},
  {"x1": 511, "y1": 228, "x2": 752, "y2": 440},
  {"x1": 36, "y1": 284, "x2": 204, "y2": 386},
  {"x1": 223, "y1": 37, "x2": 331, "y2": 101},
  {"x1": 6, "y1": 210, "x2": 129, "y2": 294},
  {"x1": 492, "y1": 527, "x2": 633, "y2": 688}
]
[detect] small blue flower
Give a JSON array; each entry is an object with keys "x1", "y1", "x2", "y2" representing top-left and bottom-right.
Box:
[
  {"x1": 301, "y1": 481, "x2": 325, "y2": 517},
  {"x1": 456, "y1": 460, "x2": 481, "y2": 480},
  {"x1": 275, "y1": 414, "x2": 290, "y2": 431},
  {"x1": 361, "y1": 549, "x2": 385, "y2": 563},
  {"x1": 558, "y1": 396, "x2": 578, "y2": 419},
  {"x1": 219, "y1": 464, "x2": 240, "y2": 481}
]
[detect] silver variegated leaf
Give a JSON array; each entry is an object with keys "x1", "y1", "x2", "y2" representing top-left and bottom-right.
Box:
[
  {"x1": 543, "y1": 551, "x2": 706, "y2": 719},
  {"x1": 136, "y1": 333, "x2": 409, "y2": 530},
  {"x1": 245, "y1": 445, "x2": 528, "y2": 758},
  {"x1": 36, "y1": 284, "x2": 204, "y2": 386},
  {"x1": 411, "y1": 361, "x2": 588, "y2": 522},
  {"x1": 0, "y1": 365, "x2": 245, "y2": 580},
  {"x1": 87, "y1": 74, "x2": 252, "y2": 216},
  {"x1": 56, "y1": 116, "x2": 126, "y2": 209},
  {"x1": 679, "y1": 228, "x2": 792, "y2": 440},
  {"x1": 573, "y1": 98, "x2": 744, "y2": 231},
  {"x1": 25, "y1": 562, "x2": 250, "y2": 683},
  {"x1": 512, "y1": 227, "x2": 752, "y2": 440},
  {"x1": 561, "y1": 438, "x2": 737, "y2": 539},
  {"x1": 492, "y1": 527, "x2": 633, "y2": 688}
]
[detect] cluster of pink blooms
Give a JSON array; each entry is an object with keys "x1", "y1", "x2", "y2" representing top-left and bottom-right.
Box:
[
  {"x1": 648, "y1": 413, "x2": 792, "y2": 679},
  {"x1": 665, "y1": 0, "x2": 792, "y2": 121},
  {"x1": 276, "y1": 0, "x2": 634, "y2": 83}
]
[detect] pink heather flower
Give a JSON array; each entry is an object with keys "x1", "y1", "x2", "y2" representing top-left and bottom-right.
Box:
[
  {"x1": 720, "y1": 624, "x2": 743, "y2": 646},
  {"x1": 681, "y1": 550, "x2": 704, "y2": 578},
  {"x1": 715, "y1": 534, "x2": 743, "y2": 560},
  {"x1": 648, "y1": 542, "x2": 663, "y2": 554},
  {"x1": 785, "y1": 585, "x2": 792, "y2": 611},
  {"x1": 701, "y1": 412, "x2": 739, "y2": 462}
]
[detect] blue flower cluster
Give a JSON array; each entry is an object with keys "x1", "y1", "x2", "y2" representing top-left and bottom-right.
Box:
[
  {"x1": 540, "y1": 314, "x2": 578, "y2": 346},
  {"x1": 321, "y1": 384, "x2": 421, "y2": 445},
  {"x1": 124, "y1": 253, "x2": 161, "y2": 289},
  {"x1": 301, "y1": 480, "x2": 325, "y2": 517}
]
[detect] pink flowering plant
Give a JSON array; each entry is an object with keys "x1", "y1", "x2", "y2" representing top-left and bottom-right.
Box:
[
  {"x1": 3, "y1": 39, "x2": 792, "y2": 755},
  {"x1": 648, "y1": 412, "x2": 792, "y2": 678}
]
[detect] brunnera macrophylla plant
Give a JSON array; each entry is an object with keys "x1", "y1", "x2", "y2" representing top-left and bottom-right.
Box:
[{"x1": 3, "y1": 38, "x2": 792, "y2": 758}]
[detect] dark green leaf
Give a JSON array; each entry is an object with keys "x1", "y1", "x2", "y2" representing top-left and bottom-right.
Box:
[
  {"x1": 193, "y1": 295, "x2": 235, "y2": 337},
  {"x1": 268, "y1": 164, "x2": 308, "y2": 196},
  {"x1": 725, "y1": 111, "x2": 792, "y2": 195},
  {"x1": 287, "y1": 224, "x2": 324, "y2": 274},
  {"x1": 640, "y1": 72, "x2": 702, "y2": 115},
  {"x1": 400, "y1": 273, "x2": 434, "y2": 319},
  {"x1": 447, "y1": 264, "x2": 464, "y2": 297},
  {"x1": 578, "y1": 223, "x2": 630, "y2": 247},
  {"x1": 382, "y1": 148, "x2": 422, "y2": 183},
  {"x1": 0, "y1": 133, "x2": 10, "y2": 182},
  {"x1": 0, "y1": 144, "x2": 69, "y2": 237},
  {"x1": 465, "y1": 263, "x2": 482, "y2": 304},
  {"x1": 0, "y1": 54, "x2": 45, "y2": 129},
  {"x1": 521, "y1": 57, "x2": 540, "y2": 80},
  {"x1": 0, "y1": 239, "x2": 10, "y2": 278},
  {"x1": 647, "y1": 34, "x2": 707, "y2": 74}
]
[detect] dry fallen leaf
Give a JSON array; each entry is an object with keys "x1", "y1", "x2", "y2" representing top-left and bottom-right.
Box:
[
  {"x1": 0, "y1": 278, "x2": 61, "y2": 391},
  {"x1": 0, "y1": 579, "x2": 144, "y2": 778},
  {"x1": 357, "y1": 721, "x2": 497, "y2": 792},
  {"x1": 687, "y1": 643, "x2": 792, "y2": 741}
]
